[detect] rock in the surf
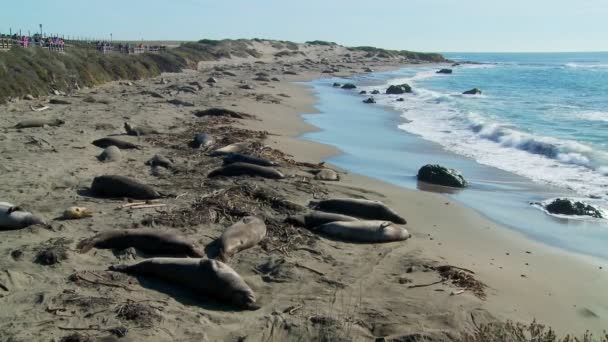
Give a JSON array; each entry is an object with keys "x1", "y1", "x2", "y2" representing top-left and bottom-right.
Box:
[
  {"x1": 417, "y1": 164, "x2": 468, "y2": 188},
  {"x1": 463, "y1": 88, "x2": 482, "y2": 95},
  {"x1": 363, "y1": 97, "x2": 376, "y2": 104},
  {"x1": 386, "y1": 84, "x2": 412, "y2": 94},
  {"x1": 541, "y1": 198, "x2": 603, "y2": 218},
  {"x1": 436, "y1": 68, "x2": 453, "y2": 74},
  {"x1": 341, "y1": 83, "x2": 357, "y2": 89}
]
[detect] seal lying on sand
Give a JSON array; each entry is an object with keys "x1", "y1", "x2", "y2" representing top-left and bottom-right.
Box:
[
  {"x1": 210, "y1": 142, "x2": 249, "y2": 156},
  {"x1": 223, "y1": 153, "x2": 277, "y2": 167},
  {"x1": 97, "y1": 146, "x2": 122, "y2": 162},
  {"x1": 109, "y1": 258, "x2": 260, "y2": 310},
  {"x1": 208, "y1": 163, "x2": 284, "y2": 179},
  {"x1": 124, "y1": 122, "x2": 160, "y2": 136},
  {"x1": 217, "y1": 216, "x2": 266, "y2": 261},
  {"x1": 0, "y1": 202, "x2": 46, "y2": 230},
  {"x1": 313, "y1": 220, "x2": 410, "y2": 243},
  {"x1": 312, "y1": 169, "x2": 340, "y2": 181},
  {"x1": 92, "y1": 137, "x2": 141, "y2": 150},
  {"x1": 286, "y1": 210, "x2": 358, "y2": 229},
  {"x1": 14, "y1": 118, "x2": 65, "y2": 129},
  {"x1": 191, "y1": 133, "x2": 214, "y2": 149},
  {"x1": 91, "y1": 175, "x2": 163, "y2": 199},
  {"x1": 78, "y1": 230, "x2": 204, "y2": 257},
  {"x1": 310, "y1": 198, "x2": 407, "y2": 224},
  {"x1": 145, "y1": 154, "x2": 173, "y2": 169}
]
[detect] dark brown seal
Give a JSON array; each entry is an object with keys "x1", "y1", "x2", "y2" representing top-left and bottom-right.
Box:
[
  {"x1": 78, "y1": 230, "x2": 203, "y2": 257},
  {"x1": 14, "y1": 118, "x2": 65, "y2": 129},
  {"x1": 91, "y1": 175, "x2": 163, "y2": 199},
  {"x1": 208, "y1": 163, "x2": 284, "y2": 179},
  {"x1": 92, "y1": 137, "x2": 141, "y2": 150},
  {"x1": 286, "y1": 210, "x2": 358, "y2": 229},
  {"x1": 310, "y1": 198, "x2": 407, "y2": 224}
]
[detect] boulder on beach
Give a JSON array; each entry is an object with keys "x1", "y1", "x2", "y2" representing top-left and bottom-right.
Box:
[
  {"x1": 417, "y1": 164, "x2": 467, "y2": 188},
  {"x1": 396, "y1": 98, "x2": 405, "y2": 102},
  {"x1": 386, "y1": 84, "x2": 412, "y2": 95},
  {"x1": 363, "y1": 67, "x2": 374, "y2": 72},
  {"x1": 359, "y1": 90, "x2": 367, "y2": 95},
  {"x1": 341, "y1": 83, "x2": 357, "y2": 89},
  {"x1": 363, "y1": 97, "x2": 376, "y2": 104},
  {"x1": 332, "y1": 82, "x2": 341, "y2": 87},
  {"x1": 371, "y1": 90, "x2": 380, "y2": 95},
  {"x1": 437, "y1": 68, "x2": 453, "y2": 74},
  {"x1": 542, "y1": 198, "x2": 603, "y2": 218},
  {"x1": 452, "y1": 63, "x2": 461, "y2": 67},
  {"x1": 206, "y1": 77, "x2": 218, "y2": 83},
  {"x1": 463, "y1": 88, "x2": 482, "y2": 95}
]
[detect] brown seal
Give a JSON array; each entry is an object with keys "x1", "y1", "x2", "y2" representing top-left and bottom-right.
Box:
[
  {"x1": 14, "y1": 118, "x2": 65, "y2": 129},
  {"x1": 286, "y1": 210, "x2": 358, "y2": 229},
  {"x1": 314, "y1": 220, "x2": 411, "y2": 243},
  {"x1": 208, "y1": 163, "x2": 284, "y2": 179},
  {"x1": 78, "y1": 230, "x2": 203, "y2": 257},
  {"x1": 109, "y1": 258, "x2": 260, "y2": 310},
  {"x1": 310, "y1": 198, "x2": 406, "y2": 224},
  {"x1": 217, "y1": 216, "x2": 266, "y2": 261},
  {"x1": 91, "y1": 175, "x2": 164, "y2": 199}
]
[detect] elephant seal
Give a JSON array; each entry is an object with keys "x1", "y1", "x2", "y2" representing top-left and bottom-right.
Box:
[
  {"x1": 109, "y1": 258, "x2": 260, "y2": 310},
  {"x1": 91, "y1": 175, "x2": 164, "y2": 199},
  {"x1": 217, "y1": 216, "x2": 266, "y2": 261},
  {"x1": 0, "y1": 202, "x2": 46, "y2": 230},
  {"x1": 210, "y1": 142, "x2": 249, "y2": 156},
  {"x1": 92, "y1": 137, "x2": 141, "y2": 150},
  {"x1": 190, "y1": 133, "x2": 214, "y2": 149},
  {"x1": 208, "y1": 163, "x2": 284, "y2": 179},
  {"x1": 313, "y1": 220, "x2": 410, "y2": 243},
  {"x1": 124, "y1": 122, "x2": 160, "y2": 136},
  {"x1": 286, "y1": 210, "x2": 358, "y2": 229},
  {"x1": 97, "y1": 146, "x2": 122, "y2": 162},
  {"x1": 145, "y1": 154, "x2": 173, "y2": 169},
  {"x1": 310, "y1": 198, "x2": 407, "y2": 224},
  {"x1": 223, "y1": 153, "x2": 277, "y2": 167},
  {"x1": 78, "y1": 230, "x2": 204, "y2": 257},
  {"x1": 312, "y1": 169, "x2": 340, "y2": 181},
  {"x1": 14, "y1": 118, "x2": 65, "y2": 129}
]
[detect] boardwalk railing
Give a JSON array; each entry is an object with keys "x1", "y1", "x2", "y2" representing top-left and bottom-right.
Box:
[{"x1": 0, "y1": 38, "x2": 65, "y2": 52}]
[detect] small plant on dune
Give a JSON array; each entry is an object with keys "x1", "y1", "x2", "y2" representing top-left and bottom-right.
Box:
[{"x1": 462, "y1": 319, "x2": 608, "y2": 342}]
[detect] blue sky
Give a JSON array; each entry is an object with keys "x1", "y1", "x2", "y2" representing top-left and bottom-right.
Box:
[{"x1": 1, "y1": 0, "x2": 606, "y2": 52}]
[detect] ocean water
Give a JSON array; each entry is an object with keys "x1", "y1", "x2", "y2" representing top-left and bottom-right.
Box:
[{"x1": 301, "y1": 52, "x2": 608, "y2": 259}]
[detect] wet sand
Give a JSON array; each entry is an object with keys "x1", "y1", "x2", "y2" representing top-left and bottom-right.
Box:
[{"x1": 0, "y1": 41, "x2": 606, "y2": 341}]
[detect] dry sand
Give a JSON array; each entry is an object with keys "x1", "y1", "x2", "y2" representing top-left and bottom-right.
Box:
[{"x1": 0, "y1": 41, "x2": 606, "y2": 341}]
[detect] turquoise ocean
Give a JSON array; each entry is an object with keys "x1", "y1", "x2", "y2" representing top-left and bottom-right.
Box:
[{"x1": 302, "y1": 52, "x2": 608, "y2": 259}]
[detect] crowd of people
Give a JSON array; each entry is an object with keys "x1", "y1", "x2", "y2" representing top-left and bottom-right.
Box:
[{"x1": 0, "y1": 34, "x2": 65, "y2": 51}]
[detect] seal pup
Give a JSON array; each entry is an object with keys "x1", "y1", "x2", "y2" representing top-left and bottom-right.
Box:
[
  {"x1": 217, "y1": 216, "x2": 266, "y2": 261},
  {"x1": 0, "y1": 202, "x2": 46, "y2": 230},
  {"x1": 208, "y1": 163, "x2": 284, "y2": 179},
  {"x1": 92, "y1": 137, "x2": 141, "y2": 150},
  {"x1": 97, "y1": 146, "x2": 122, "y2": 162},
  {"x1": 145, "y1": 154, "x2": 173, "y2": 169},
  {"x1": 14, "y1": 118, "x2": 65, "y2": 129},
  {"x1": 223, "y1": 153, "x2": 277, "y2": 167},
  {"x1": 313, "y1": 220, "x2": 410, "y2": 243},
  {"x1": 109, "y1": 258, "x2": 260, "y2": 310},
  {"x1": 78, "y1": 230, "x2": 203, "y2": 257},
  {"x1": 310, "y1": 198, "x2": 407, "y2": 224},
  {"x1": 190, "y1": 133, "x2": 214, "y2": 149},
  {"x1": 209, "y1": 142, "x2": 249, "y2": 156},
  {"x1": 124, "y1": 122, "x2": 160, "y2": 136},
  {"x1": 91, "y1": 175, "x2": 164, "y2": 199},
  {"x1": 286, "y1": 210, "x2": 358, "y2": 229},
  {"x1": 312, "y1": 169, "x2": 340, "y2": 181}
]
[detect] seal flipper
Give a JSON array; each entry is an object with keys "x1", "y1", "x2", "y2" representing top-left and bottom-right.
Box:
[{"x1": 7, "y1": 206, "x2": 23, "y2": 214}]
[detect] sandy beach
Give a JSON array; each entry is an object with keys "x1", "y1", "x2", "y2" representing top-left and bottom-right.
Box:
[{"x1": 1, "y1": 41, "x2": 606, "y2": 341}]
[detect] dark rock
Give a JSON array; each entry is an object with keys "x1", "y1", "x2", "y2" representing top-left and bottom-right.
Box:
[
  {"x1": 463, "y1": 88, "x2": 482, "y2": 95},
  {"x1": 363, "y1": 68, "x2": 373, "y2": 72},
  {"x1": 322, "y1": 70, "x2": 334, "y2": 74},
  {"x1": 396, "y1": 98, "x2": 405, "y2": 102},
  {"x1": 543, "y1": 198, "x2": 603, "y2": 218},
  {"x1": 371, "y1": 90, "x2": 380, "y2": 95},
  {"x1": 332, "y1": 82, "x2": 341, "y2": 87},
  {"x1": 386, "y1": 84, "x2": 412, "y2": 94},
  {"x1": 359, "y1": 90, "x2": 367, "y2": 95},
  {"x1": 452, "y1": 63, "x2": 461, "y2": 67},
  {"x1": 341, "y1": 83, "x2": 357, "y2": 89},
  {"x1": 436, "y1": 68, "x2": 453, "y2": 74},
  {"x1": 417, "y1": 164, "x2": 467, "y2": 188},
  {"x1": 363, "y1": 97, "x2": 376, "y2": 104}
]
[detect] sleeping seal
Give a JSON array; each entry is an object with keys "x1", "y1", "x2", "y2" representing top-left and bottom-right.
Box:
[
  {"x1": 0, "y1": 202, "x2": 46, "y2": 230},
  {"x1": 313, "y1": 220, "x2": 410, "y2": 243},
  {"x1": 217, "y1": 216, "x2": 266, "y2": 261},
  {"x1": 145, "y1": 154, "x2": 173, "y2": 169},
  {"x1": 124, "y1": 122, "x2": 160, "y2": 136},
  {"x1": 109, "y1": 258, "x2": 260, "y2": 310},
  {"x1": 190, "y1": 133, "x2": 214, "y2": 149},
  {"x1": 97, "y1": 146, "x2": 122, "y2": 162},
  {"x1": 92, "y1": 137, "x2": 141, "y2": 150},
  {"x1": 208, "y1": 163, "x2": 284, "y2": 179},
  {"x1": 223, "y1": 153, "x2": 277, "y2": 167},
  {"x1": 209, "y1": 142, "x2": 249, "y2": 156},
  {"x1": 14, "y1": 118, "x2": 65, "y2": 129},
  {"x1": 78, "y1": 230, "x2": 204, "y2": 257},
  {"x1": 91, "y1": 175, "x2": 163, "y2": 199},
  {"x1": 310, "y1": 198, "x2": 407, "y2": 224},
  {"x1": 312, "y1": 169, "x2": 340, "y2": 181},
  {"x1": 286, "y1": 210, "x2": 358, "y2": 229}
]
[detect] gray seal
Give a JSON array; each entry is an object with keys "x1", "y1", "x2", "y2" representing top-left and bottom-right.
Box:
[
  {"x1": 0, "y1": 202, "x2": 46, "y2": 230},
  {"x1": 208, "y1": 163, "x2": 284, "y2": 179},
  {"x1": 92, "y1": 137, "x2": 141, "y2": 150},
  {"x1": 97, "y1": 146, "x2": 122, "y2": 162},
  {"x1": 286, "y1": 210, "x2": 358, "y2": 229},
  {"x1": 314, "y1": 220, "x2": 410, "y2": 243},
  {"x1": 310, "y1": 198, "x2": 406, "y2": 224},
  {"x1": 190, "y1": 133, "x2": 214, "y2": 149},
  {"x1": 14, "y1": 118, "x2": 65, "y2": 129},
  {"x1": 109, "y1": 258, "x2": 260, "y2": 310},
  {"x1": 124, "y1": 122, "x2": 160, "y2": 136},
  {"x1": 223, "y1": 153, "x2": 276, "y2": 167},
  {"x1": 210, "y1": 142, "x2": 249, "y2": 156},
  {"x1": 91, "y1": 175, "x2": 163, "y2": 199},
  {"x1": 78, "y1": 230, "x2": 204, "y2": 257},
  {"x1": 145, "y1": 154, "x2": 173, "y2": 169},
  {"x1": 217, "y1": 216, "x2": 266, "y2": 261}
]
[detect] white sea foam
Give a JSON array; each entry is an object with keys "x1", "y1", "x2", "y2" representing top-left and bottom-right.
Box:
[
  {"x1": 576, "y1": 111, "x2": 608, "y2": 122},
  {"x1": 565, "y1": 62, "x2": 608, "y2": 69}
]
